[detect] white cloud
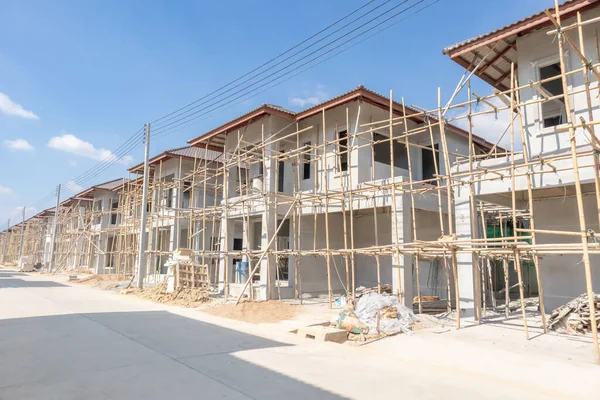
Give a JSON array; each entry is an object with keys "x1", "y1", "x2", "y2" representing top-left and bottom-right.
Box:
[
  {"x1": 68, "y1": 160, "x2": 77, "y2": 167},
  {"x1": 447, "y1": 96, "x2": 518, "y2": 151},
  {"x1": 47, "y1": 134, "x2": 133, "y2": 165},
  {"x1": 289, "y1": 87, "x2": 328, "y2": 108},
  {"x1": 66, "y1": 180, "x2": 85, "y2": 194},
  {"x1": 0, "y1": 92, "x2": 38, "y2": 119},
  {"x1": 0, "y1": 185, "x2": 13, "y2": 195},
  {"x1": 4, "y1": 138, "x2": 34, "y2": 151}
]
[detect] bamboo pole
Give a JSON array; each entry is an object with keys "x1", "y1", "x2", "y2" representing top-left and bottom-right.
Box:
[
  {"x1": 509, "y1": 62, "x2": 529, "y2": 339},
  {"x1": 551, "y1": 0, "x2": 599, "y2": 363},
  {"x1": 389, "y1": 90, "x2": 404, "y2": 303},
  {"x1": 323, "y1": 109, "x2": 333, "y2": 308}
]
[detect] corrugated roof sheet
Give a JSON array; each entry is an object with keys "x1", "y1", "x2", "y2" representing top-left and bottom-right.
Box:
[
  {"x1": 264, "y1": 103, "x2": 296, "y2": 115},
  {"x1": 95, "y1": 178, "x2": 127, "y2": 191},
  {"x1": 164, "y1": 145, "x2": 224, "y2": 162}
]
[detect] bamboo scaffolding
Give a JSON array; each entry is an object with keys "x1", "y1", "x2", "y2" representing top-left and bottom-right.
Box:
[{"x1": 6, "y1": 1, "x2": 600, "y2": 364}]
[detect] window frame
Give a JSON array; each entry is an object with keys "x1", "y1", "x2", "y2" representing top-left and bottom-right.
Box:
[
  {"x1": 302, "y1": 142, "x2": 311, "y2": 180},
  {"x1": 534, "y1": 55, "x2": 570, "y2": 133},
  {"x1": 337, "y1": 130, "x2": 348, "y2": 172}
]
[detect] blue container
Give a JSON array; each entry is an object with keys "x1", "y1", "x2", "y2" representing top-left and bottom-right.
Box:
[{"x1": 235, "y1": 261, "x2": 249, "y2": 283}]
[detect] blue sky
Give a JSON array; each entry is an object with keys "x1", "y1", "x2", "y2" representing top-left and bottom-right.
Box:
[{"x1": 0, "y1": 0, "x2": 553, "y2": 224}]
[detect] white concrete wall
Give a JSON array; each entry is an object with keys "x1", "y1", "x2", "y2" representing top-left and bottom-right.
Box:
[
  {"x1": 516, "y1": 7, "x2": 600, "y2": 157},
  {"x1": 296, "y1": 213, "x2": 347, "y2": 295},
  {"x1": 354, "y1": 210, "x2": 393, "y2": 288},
  {"x1": 414, "y1": 210, "x2": 451, "y2": 298},
  {"x1": 533, "y1": 194, "x2": 600, "y2": 310}
]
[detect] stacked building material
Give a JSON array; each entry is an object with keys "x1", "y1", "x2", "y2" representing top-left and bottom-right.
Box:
[{"x1": 548, "y1": 293, "x2": 600, "y2": 335}]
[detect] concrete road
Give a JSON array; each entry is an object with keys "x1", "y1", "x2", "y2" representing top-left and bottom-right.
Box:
[{"x1": 0, "y1": 269, "x2": 598, "y2": 399}]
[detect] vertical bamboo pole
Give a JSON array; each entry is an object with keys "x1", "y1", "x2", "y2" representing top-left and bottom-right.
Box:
[
  {"x1": 553, "y1": 0, "x2": 599, "y2": 362},
  {"x1": 223, "y1": 139, "x2": 230, "y2": 298},
  {"x1": 389, "y1": 90, "x2": 404, "y2": 302},
  {"x1": 337, "y1": 120, "x2": 351, "y2": 295},
  {"x1": 294, "y1": 122, "x2": 302, "y2": 300},
  {"x1": 273, "y1": 134, "x2": 281, "y2": 301},
  {"x1": 347, "y1": 105, "x2": 359, "y2": 299},
  {"x1": 509, "y1": 62, "x2": 529, "y2": 339},
  {"x1": 313, "y1": 125, "x2": 318, "y2": 252},
  {"x1": 438, "y1": 87, "x2": 460, "y2": 328},
  {"x1": 467, "y1": 82, "x2": 482, "y2": 323},
  {"x1": 370, "y1": 117, "x2": 382, "y2": 293},
  {"x1": 427, "y1": 118, "x2": 451, "y2": 309},
  {"x1": 578, "y1": 11, "x2": 600, "y2": 249},
  {"x1": 401, "y1": 97, "x2": 421, "y2": 313},
  {"x1": 500, "y1": 216, "x2": 510, "y2": 319},
  {"x1": 514, "y1": 71, "x2": 548, "y2": 332},
  {"x1": 323, "y1": 109, "x2": 333, "y2": 308}
]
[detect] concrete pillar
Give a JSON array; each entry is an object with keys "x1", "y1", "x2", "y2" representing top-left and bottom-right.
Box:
[
  {"x1": 96, "y1": 233, "x2": 108, "y2": 274},
  {"x1": 288, "y1": 216, "x2": 296, "y2": 291},
  {"x1": 218, "y1": 219, "x2": 234, "y2": 293},
  {"x1": 455, "y1": 189, "x2": 476, "y2": 318},
  {"x1": 227, "y1": 166, "x2": 238, "y2": 199},
  {"x1": 258, "y1": 206, "x2": 276, "y2": 300},
  {"x1": 257, "y1": 139, "x2": 277, "y2": 300},
  {"x1": 391, "y1": 192, "x2": 413, "y2": 306}
]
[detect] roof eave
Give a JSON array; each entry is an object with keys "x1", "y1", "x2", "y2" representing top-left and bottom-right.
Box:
[
  {"x1": 188, "y1": 106, "x2": 295, "y2": 147},
  {"x1": 444, "y1": 0, "x2": 597, "y2": 59}
]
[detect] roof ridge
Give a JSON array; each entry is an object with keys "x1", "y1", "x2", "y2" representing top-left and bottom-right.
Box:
[
  {"x1": 164, "y1": 144, "x2": 194, "y2": 154},
  {"x1": 94, "y1": 177, "x2": 124, "y2": 187}
]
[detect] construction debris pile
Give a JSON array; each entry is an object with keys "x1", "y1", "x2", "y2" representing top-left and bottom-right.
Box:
[
  {"x1": 335, "y1": 292, "x2": 416, "y2": 340},
  {"x1": 548, "y1": 293, "x2": 600, "y2": 335}
]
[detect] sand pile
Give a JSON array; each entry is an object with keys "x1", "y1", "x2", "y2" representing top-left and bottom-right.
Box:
[
  {"x1": 199, "y1": 300, "x2": 300, "y2": 324},
  {"x1": 72, "y1": 274, "x2": 126, "y2": 289},
  {"x1": 127, "y1": 284, "x2": 211, "y2": 308}
]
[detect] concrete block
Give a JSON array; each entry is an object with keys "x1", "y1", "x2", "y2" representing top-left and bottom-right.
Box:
[{"x1": 297, "y1": 325, "x2": 347, "y2": 344}]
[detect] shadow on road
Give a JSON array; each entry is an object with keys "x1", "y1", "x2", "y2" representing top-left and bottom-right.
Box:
[
  {"x1": 0, "y1": 270, "x2": 28, "y2": 277},
  {"x1": 0, "y1": 278, "x2": 67, "y2": 288},
  {"x1": 0, "y1": 309, "x2": 348, "y2": 399}
]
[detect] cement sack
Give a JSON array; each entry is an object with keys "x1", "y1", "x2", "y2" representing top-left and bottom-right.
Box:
[
  {"x1": 354, "y1": 292, "x2": 415, "y2": 335},
  {"x1": 338, "y1": 310, "x2": 368, "y2": 334}
]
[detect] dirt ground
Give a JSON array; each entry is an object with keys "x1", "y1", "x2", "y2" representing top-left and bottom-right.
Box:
[
  {"x1": 70, "y1": 274, "x2": 128, "y2": 290},
  {"x1": 199, "y1": 300, "x2": 301, "y2": 324},
  {"x1": 125, "y1": 284, "x2": 211, "y2": 308}
]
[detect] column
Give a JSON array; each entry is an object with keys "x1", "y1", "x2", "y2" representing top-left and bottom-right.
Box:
[
  {"x1": 391, "y1": 192, "x2": 413, "y2": 306},
  {"x1": 455, "y1": 189, "x2": 476, "y2": 318},
  {"x1": 258, "y1": 139, "x2": 277, "y2": 300},
  {"x1": 217, "y1": 218, "x2": 233, "y2": 293}
]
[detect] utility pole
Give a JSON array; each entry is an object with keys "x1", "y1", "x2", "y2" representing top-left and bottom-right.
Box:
[
  {"x1": 18, "y1": 206, "x2": 25, "y2": 263},
  {"x1": 1, "y1": 219, "x2": 9, "y2": 263},
  {"x1": 136, "y1": 123, "x2": 151, "y2": 288},
  {"x1": 47, "y1": 184, "x2": 61, "y2": 272}
]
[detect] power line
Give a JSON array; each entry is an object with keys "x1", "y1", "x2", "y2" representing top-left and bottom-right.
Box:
[
  {"x1": 150, "y1": 0, "x2": 428, "y2": 137},
  {"x1": 152, "y1": 0, "x2": 440, "y2": 140},
  {"x1": 17, "y1": 1, "x2": 388, "y2": 218},
  {"x1": 150, "y1": 0, "x2": 382, "y2": 126},
  {"x1": 151, "y1": 0, "x2": 393, "y2": 131},
  {"x1": 11, "y1": 0, "x2": 441, "y2": 228}
]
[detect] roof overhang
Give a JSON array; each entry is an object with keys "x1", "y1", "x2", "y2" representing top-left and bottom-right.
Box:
[
  {"x1": 187, "y1": 86, "x2": 499, "y2": 153},
  {"x1": 128, "y1": 152, "x2": 199, "y2": 174},
  {"x1": 187, "y1": 105, "x2": 295, "y2": 150},
  {"x1": 442, "y1": 0, "x2": 598, "y2": 91}
]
